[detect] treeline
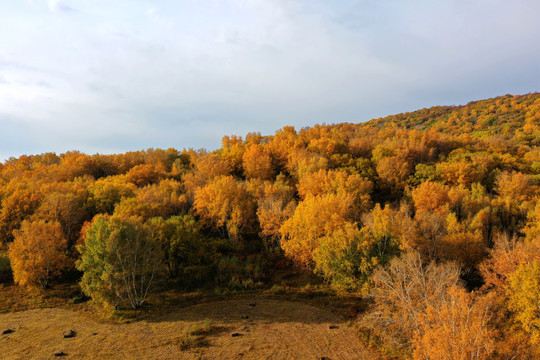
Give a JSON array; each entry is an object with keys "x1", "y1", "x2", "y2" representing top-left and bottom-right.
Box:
[{"x1": 0, "y1": 93, "x2": 539, "y2": 358}]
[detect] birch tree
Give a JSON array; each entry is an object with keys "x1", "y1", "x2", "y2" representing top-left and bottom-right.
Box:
[{"x1": 77, "y1": 214, "x2": 163, "y2": 309}]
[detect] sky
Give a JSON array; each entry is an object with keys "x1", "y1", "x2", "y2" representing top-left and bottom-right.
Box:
[{"x1": 0, "y1": 0, "x2": 539, "y2": 161}]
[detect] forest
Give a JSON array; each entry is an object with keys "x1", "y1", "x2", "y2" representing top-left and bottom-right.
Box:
[{"x1": 0, "y1": 93, "x2": 539, "y2": 359}]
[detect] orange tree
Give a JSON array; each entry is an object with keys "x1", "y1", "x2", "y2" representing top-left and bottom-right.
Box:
[{"x1": 8, "y1": 220, "x2": 71, "y2": 288}]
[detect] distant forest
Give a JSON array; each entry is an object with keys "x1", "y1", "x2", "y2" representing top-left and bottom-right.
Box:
[{"x1": 1, "y1": 93, "x2": 539, "y2": 359}]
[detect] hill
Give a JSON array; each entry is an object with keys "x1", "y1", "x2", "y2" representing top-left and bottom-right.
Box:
[
  {"x1": 365, "y1": 93, "x2": 539, "y2": 145},
  {"x1": 0, "y1": 93, "x2": 539, "y2": 359}
]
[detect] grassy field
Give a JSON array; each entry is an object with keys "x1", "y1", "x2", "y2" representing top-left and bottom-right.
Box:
[{"x1": 0, "y1": 297, "x2": 378, "y2": 359}]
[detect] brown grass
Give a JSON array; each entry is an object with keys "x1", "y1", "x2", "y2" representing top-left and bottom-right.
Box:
[{"x1": 0, "y1": 297, "x2": 379, "y2": 359}]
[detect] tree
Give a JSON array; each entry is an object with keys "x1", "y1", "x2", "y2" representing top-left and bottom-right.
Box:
[
  {"x1": 148, "y1": 215, "x2": 211, "y2": 279},
  {"x1": 0, "y1": 188, "x2": 41, "y2": 244},
  {"x1": 194, "y1": 175, "x2": 256, "y2": 241},
  {"x1": 8, "y1": 220, "x2": 71, "y2": 288},
  {"x1": 58, "y1": 151, "x2": 98, "y2": 180},
  {"x1": 125, "y1": 164, "x2": 162, "y2": 187},
  {"x1": 375, "y1": 154, "x2": 413, "y2": 196},
  {"x1": 221, "y1": 135, "x2": 245, "y2": 175},
  {"x1": 314, "y1": 223, "x2": 399, "y2": 289},
  {"x1": 280, "y1": 193, "x2": 354, "y2": 266},
  {"x1": 363, "y1": 203, "x2": 413, "y2": 254},
  {"x1": 367, "y1": 252, "x2": 462, "y2": 346},
  {"x1": 136, "y1": 179, "x2": 187, "y2": 216},
  {"x1": 256, "y1": 176, "x2": 297, "y2": 249},
  {"x1": 33, "y1": 184, "x2": 90, "y2": 250},
  {"x1": 413, "y1": 286, "x2": 494, "y2": 360},
  {"x1": 411, "y1": 180, "x2": 450, "y2": 215},
  {"x1": 88, "y1": 176, "x2": 137, "y2": 214},
  {"x1": 182, "y1": 153, "x2": 230, "y2": 204},
  {"x1": 507, "y1": 261, "x2": 540, "y2": 345},
  {"x1": 76, "y1": 215, "x2": 162, "y2": 309},
  {"x1": 479, "y1": 233, "x2": 540, "y2": 293},
  {"x1": 297, "y1": 169, "x2": 373, "y2": 219},
  {"x1": 442, "y1": 212, "x2": 485, "y2": 268},
  {"x1": 242, "y1": 144, "x2": 275, "y2": 180}
]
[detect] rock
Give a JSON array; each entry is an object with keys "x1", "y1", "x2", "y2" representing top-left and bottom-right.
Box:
[
  {"x1": 240, "y1": 315, "x2": 249, "y2": 319},
  {"x1": 231, "y1": 332, "x2": 243, "y2": 337},
  {"x1": 54, "y1": 351, "x2": 67, "y2": 357},
  {"x1": 63, "y1": 330, "x2": 76, "y2": 338},
  {"x1": 2, "y1": 329, "x2": 14, "y2": 335},
  {"x1": 329, "y1": 325, "x2": 339, "y2": 329}
]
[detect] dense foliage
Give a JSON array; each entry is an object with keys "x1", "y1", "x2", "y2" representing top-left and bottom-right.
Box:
[{"x1": 0, "y1": 93, "x2": 539, "y2": 357}]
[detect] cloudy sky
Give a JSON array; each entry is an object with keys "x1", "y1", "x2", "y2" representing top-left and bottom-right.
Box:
[{"x1": 1, "y1": 0, "x2": 539, "y2": 161}]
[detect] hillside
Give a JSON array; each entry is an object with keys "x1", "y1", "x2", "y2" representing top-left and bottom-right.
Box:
[
  {"x1": 365, "y1": 93, "x2": 540, "y2": 145},
  {"x1": 0, "y1": 93, "x2": 539, "y2": 359}
]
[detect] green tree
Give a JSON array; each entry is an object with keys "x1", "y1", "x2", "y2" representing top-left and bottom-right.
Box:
[
  {"x1": 76, "y1": 215, "x2": 163, "y2": 309},
  {"x1": 149, "y1": 215, "x2": 213, "y2": 280}
]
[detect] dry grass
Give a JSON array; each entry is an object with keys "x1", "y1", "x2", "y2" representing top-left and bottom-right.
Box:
[
  {"x1": 0, "y1": 297, "x2": 379, "y2": 359},
  {"x1": 0, "y1": 283, "x2": 80, "y2": 313}
]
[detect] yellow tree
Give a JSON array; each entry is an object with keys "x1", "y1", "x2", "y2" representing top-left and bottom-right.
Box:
[
  {"x1": 88, "y1": 176, "x2": 137, "y2": 214},
  {"x1": 135, "y1": 179, "x2": 188, "y2": 217},
  {"x1": 0, "y1": 188, "x2": 41, "y2": 244},
  {"x1": 413, "y1": 286, "x2": 494, "y2": 360},
  {"x1": 57, "y1": 151, "x2": 99, "y2": 180},
  {"x1": 256, "y1": 176, "x2": 297, "y2": 249},
  {"x1": 507, "y1": 261, "x2": 540, "y2": 345},
  {"x1": 125, "y1": 164, "x2": 162, "y2": 187},
  {"x1": 297, "y1": 169, "x2": 373, "y2": 219},
  {"x1": 182, "y1": 153, "x2": 230, "y2": 203},
  {"x1": 8, "y1": 220, "x2": 71, "y2": 288},
  {"x1": 523, "y1": 201, "x2": 540, "y2": 242},
  {"x1": 479, "y1": 233, "x2": 540, "y2": 293},
  {"x1": 412, "y1": 180, "x2": 450, "y2": 215},
  {"x1": 280, "y1": 193, "x2": 354, "y2": 266},
  {"x1": 242, "y1": 144, "x2": 275, "y2": 180},
  {"x1": 32, "y1": 183, "x2": 90, "y2": 250},
  {"x1": 221, "y1": 135, "x2": 245, "y2": 175},
  {"x1": 194, "y1": 175, "x2": 256, "y2": 241}
]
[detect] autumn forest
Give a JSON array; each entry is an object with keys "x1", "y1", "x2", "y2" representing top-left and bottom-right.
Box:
[{"x1": 1, "y1": 93, "x2": 539, "y2": 359}]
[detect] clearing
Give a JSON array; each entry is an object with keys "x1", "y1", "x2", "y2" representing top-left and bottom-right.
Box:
[{"x1": 0, "y1": 297, "x2": 377, "y2": 359}]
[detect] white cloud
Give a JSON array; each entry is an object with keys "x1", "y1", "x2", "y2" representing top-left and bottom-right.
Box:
[
  {"x1": 0, "y1": 0, "x2": 538, "y2": 160},
  {"x1": 46, "y1": 0, "x2": 75, "y2": 12}
]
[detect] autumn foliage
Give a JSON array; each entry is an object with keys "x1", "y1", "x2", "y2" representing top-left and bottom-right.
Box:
[
  {"x1": 0, "y1": 93, "x2": 539, "y2": 357},
  {"x1": 9, "y1": 220, "x2": 71, "y2": 288}
]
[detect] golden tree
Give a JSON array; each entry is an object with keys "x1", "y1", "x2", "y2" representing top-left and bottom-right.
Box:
[
  {"x1": 507, "y1": 261, "x2": 540, "y2": 345},
  {"x1": 256, "y1": 176, "x2": 297, "y2": 249},
  {"x1": 280, "y1": 193, "x2": 354, "y2": 266},
  {"x1": 194, "y1": 175, "x2": 256, "y2": 241},
  {"x1": 242, "y1": 144, "x2": 275, "y2": 180},
  {"x1": 413, "y1": 286, "x2": 494, "y2": 360},
  {"x1": 9, "y1": 220, "x2": 71, "y2": 288}
]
